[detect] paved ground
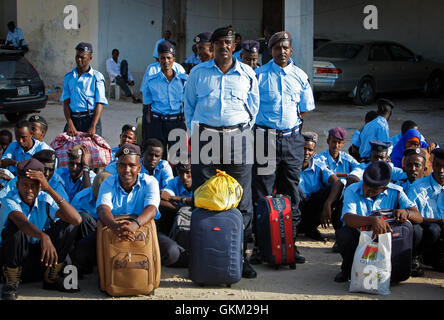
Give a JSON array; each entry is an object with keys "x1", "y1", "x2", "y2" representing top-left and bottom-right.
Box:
[{"x1": 0, "y1": 91, "x2": 444, "y2": 300}]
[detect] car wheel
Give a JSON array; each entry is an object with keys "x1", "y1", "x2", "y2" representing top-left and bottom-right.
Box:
[
  {"x1": 4, "y1": 112, "x2": 26, "y2": 123},
  {"x1": 424, "y1": 71, "x2": 444, "y2": 98},
  {"x1": 353, "y1": 78, "x2": 375, "y2": 106}
]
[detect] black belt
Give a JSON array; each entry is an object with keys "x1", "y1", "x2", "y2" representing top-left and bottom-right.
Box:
[
  {"x1": 200, "y1": 122, "x2": 249, "y2": 133},
  {"x1": 152, "y1": 112, "x2": 184, "y2": 121},
  {"x1": 71, "y1": 111, "x2": 94, "y2": 118},
  {"x1": 255, "y1": 125, "x2": 300, "y2": 138}
]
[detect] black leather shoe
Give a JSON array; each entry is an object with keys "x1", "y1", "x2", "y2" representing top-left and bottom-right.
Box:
[
  {"x1": 249, "y1": 247, "x2": 262, "y2": 265},
  {"x1": 242, "y1": 261, "x2": 257, "y2": 279},
  {"x1": 294, "y1": 249, "x2": 306, "y2": 264},
  {"x1": 1, "y1": 284, "x2": 18, "y2": 300},
  {"x1": 305, "y1": 228, "x2": 327, "y2": 242},
  {"x1": 334, "y1": 271, "x2": 350, "y2": 283}
]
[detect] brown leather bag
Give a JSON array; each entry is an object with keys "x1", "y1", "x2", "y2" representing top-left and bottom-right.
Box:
[{"x1": 97, "y1": 215, "x2": 161, "y2": 297}]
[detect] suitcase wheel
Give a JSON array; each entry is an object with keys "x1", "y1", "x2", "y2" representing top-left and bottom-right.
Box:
[{"x1": 289, "y1": 264, "x2": 296, "y2": 270}]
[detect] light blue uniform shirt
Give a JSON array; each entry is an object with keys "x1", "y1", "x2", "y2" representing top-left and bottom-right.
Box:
[
  {"x1": 351, "y1": 129, "x2": 361, "y2": 147},
  {"x1": 142, "y1": 71, "x2": 188, "y2": 115},
  {"x1": 105, "y1": 159, "x2": 173, "y2": 190},
  {"x1": 1, "y1": 139, "x2": 53, "y2": 175},
  {"x1": 72, "y1": 187, "x2": 98, "y2": 219},
  {"x1": 185, "y1": 54, "x2": 201, "y2": 65},
  {"x1": 111, "y1": 146, "x2": 119, "y2": 162},
  {"x1": 315, "y1": 150, "x2": 359, "y2": 175},
  {"x1": 0, "y1": 172, "x2": 69, "y2": 202},
  {"x1": 162, "y1": 177, "x2": 193, "y2": 207},
  {"x1": 341, "y1": 181, "x2": 414, "y2": 223},
  {"x1": 233, "y1": 50, "x2": 241, "y2": 60},
  {"x1": 408, "y1": 174, "x2": 444, "y2": 219},
  {"x1": 0, "y1": 188, "x2": 58, "y2": 244},
  {"x1": 6, "y1": 27, "x2": 27, "y2": 47},
  {"x1": 96, "y1": 173, "x2": 161, "y2": 219},
  {"x1": 184, "y1": 59, "x2": 259, "y2": 130},
  {"x1": 300, "y1": 158, "x2": 335, "y2": 197},
  {"x1": 56, "y1": 167, "x2": 96, "y2": 201},
  {"x1": 359, "y1": 116, "x2": 390, "y2": 158},
  {"x1": 60, "y1": 67, "x2": 108, "y2": 113},
  {"x1": 152, "y1": 38, "x2": 165, "y2": 59},
  {"x1": 396, "y1": 179, "x2": 413, "y2": 195},
  {"x1": 255, "y1": 59, "x2": 315, "y2": 130},
  {"x1": 140, "y1": 62, "x2": 186, "y2": 93},
  {"x1": 349, "y1": 161, "x2": 406, "y2": 183}
]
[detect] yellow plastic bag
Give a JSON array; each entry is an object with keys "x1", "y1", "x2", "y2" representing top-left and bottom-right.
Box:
[{"x1": 194, "y1": 170, "x2": 243, "y2": 211}]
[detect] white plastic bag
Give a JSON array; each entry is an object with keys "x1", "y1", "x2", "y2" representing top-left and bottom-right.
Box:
[{"x1": 349, "y1": 231, "x2": 392, "y2": 295}]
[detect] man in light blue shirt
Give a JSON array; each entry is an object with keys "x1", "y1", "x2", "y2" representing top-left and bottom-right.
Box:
[
  {"x1": 0, "y1": 159, "x2": 82, "y2": 300},
  {"x1": 359, "y1": 99, "x2": 394, "y2": 159},
  {"x1": 184, "y1": 26, "x2": 259, "y2": 279},
  {"x1": 111, "y1": 124, "x2": 137, "y2": 162},
  {"x1": 408, "y1": 148, "x2": 444, "y2": 272},
  {"x1": 334, "y1": 161, "x2": 423, "y2": 283},
  {"x1": 142, "y1": 41, "x2": 188, "y2": 151},
  {"x1": 152, "y1": 30, "x2": 173, "y2": 60},
  {"x1": 349, "y1": 110, "x2": 378, "y2": 162},
  {"x1": 5, "y1": 21, "x2": 28, "y2": 52},
  {"x1": 0, "y1": 120, "x2": 52, "y2": 175},
  {"x1": 396, "y1": 148, "x2": 428, "y2": 195},
  {"x1": 61, "y1": 42, "x2": 108, "y2": 137},
  {"x1": 251, "y1": 31, "x2": 315, "y2": 267}
]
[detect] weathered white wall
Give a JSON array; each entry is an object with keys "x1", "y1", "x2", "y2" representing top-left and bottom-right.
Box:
[
  {"x1": 0, "y1": 0, "x2": 17, "y2": 42},
  {"x1": 184, "y1": 0, "x2": 263, "y2": 61},
  {"x1": 98, "y1": 0, "x2": 162, "y2": 87},
  {"x1": 314, "y1": 0, "x2": 444, "y2": 63},
  {"x1": 16, "y1": 0, "x2": 99, "y2": 88}
]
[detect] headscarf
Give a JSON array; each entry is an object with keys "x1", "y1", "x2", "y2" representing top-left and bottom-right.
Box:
[{"x1": 391, "y1": 128, "x2": 428, "y2": 168}]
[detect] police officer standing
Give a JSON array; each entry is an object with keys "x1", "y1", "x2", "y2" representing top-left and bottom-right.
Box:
[
  {"x1": 142, "y1": 41, "x2": 188, "y2": 154},
  {"x1": 61, "y1": 42, "x2": 108, "y2": 137},
  {"x1": 251, "y1": 31, "x2": 315, "y2": 265},
  {"x1": 184, "y1": 26, "x2": 259, "y2": 278},
  {"x1": 240, "y1": 40, "x2": 260, "y2": 70},
  {"x1": 194, "y1": 32, "x2": 214, "y2": 64}
]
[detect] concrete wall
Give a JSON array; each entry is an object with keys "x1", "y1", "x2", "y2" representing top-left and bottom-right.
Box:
[
  {"x1": 314, "y1": 0, "x2": 444, "y2": 63},
  {"x1": 0, "y1": 0, "x2": 17, "y2": 42},
  {"x1": 184, "y1": 0, "x2": 263, "y2": 61},
  {"x1": 16, "y1": 0, "x2": 99, "y2": 89},
  {"x1": 98, "y1": 0, "x2": 162, "y2": 87}
]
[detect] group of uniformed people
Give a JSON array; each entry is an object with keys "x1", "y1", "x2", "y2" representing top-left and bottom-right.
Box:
[{"x1": 0, "y1": 24, "x2": 443, "y2": 300}]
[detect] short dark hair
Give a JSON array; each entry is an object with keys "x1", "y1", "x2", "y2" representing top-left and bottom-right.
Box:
[
  {"x1": 0, "y1": 129, "x2": 13, "y2": 141},
  {"x1": 143, "y1": 138, "x2": 164, "y2": 153},
  {"x1": 7, "y1": 21, "x2": 15, "y2": 28},
  {"x1": 377, "y1": 98, "x2": 394, "y2": 115},
  {"x1": 365, "y1": 110, "x2": 378, "y2": 123},
  {"x1": 401, "y1": 120, "x2": 418, "y2": 135},
  {"x1": 15, "y1": 120, "x2": 32, "y2": 131},
  {"x1": 112, "y1": 48, "x2": 119, "y2": 54}
]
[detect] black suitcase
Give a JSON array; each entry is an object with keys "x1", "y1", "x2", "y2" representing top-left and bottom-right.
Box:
[
  {"x1": 388, "y1": 219, "x2": 413, "y2": 283},
  {"x1": 189, "y1": 207, "x2": 244, "y2": 287}
]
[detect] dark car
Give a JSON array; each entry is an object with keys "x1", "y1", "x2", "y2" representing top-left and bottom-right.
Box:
[
  {"x1": 0, "y1": 49, "x2": 48, "y2": 122},
  {"x1": 313, "y1": 40, "x2": 444, "y2": 105}
]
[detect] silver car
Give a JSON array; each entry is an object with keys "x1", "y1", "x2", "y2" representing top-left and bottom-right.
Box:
[{"x1": 313, "y1": 40, "x2": 444, "y2": 105}]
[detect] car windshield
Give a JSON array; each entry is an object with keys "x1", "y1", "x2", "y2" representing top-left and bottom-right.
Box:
[
  {"x1": 314, "y1": 43, "x2": 363, "y2": 59},
  {"x1": 0, "y1": 55, "x2": 39, "y2": 80}
]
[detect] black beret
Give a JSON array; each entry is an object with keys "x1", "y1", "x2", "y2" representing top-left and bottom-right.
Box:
[
  {"x1": 115, "y1": 143, "x2": 141, "y2": 158},
  {"x1": 403, "y1": 147, "x2": 427, "y2": 161},
  {"x1": 75, "y1": 42, "x2": 93, "y2": 53},
  {"x1": 28, "y1": 115, "x2": 48, "y2": 128},
  {"x1": 302, "y1": 132, "x2": 318, "y2": 144},
  {"x1": 241, "y1": 40, "x2": 260, "y2": 54},
  {"x1": 432, "y1": 147, "x2": 444, "y2": 160},
  {"x1": 370, "y1": 140, "x2": 391, "y2": 152},
  {"x1": 363, "y1": 161, "x2": 392, "y2": 188},
  {"x1": 121, "y1": 124, "x2": 136, "y2": 134},
  {"x1": 67, "y1": 145, "x2": 84, "y2": 160},
  {"x1": 32, "y1": 150, "x2": 57, "y2": 164},
  {"x1": 377, "y1": 98, "x2": 395, "y2": 109},
  {"x1": 17, "y1": 158, "x2": 44, "y2": 177},
  {"x1": 210, "y1": 26, "x2": 235, "y2": 42},
  {"x1": 194, "y1": 32, "x2": 213, "y2": 44},
  {"x1": 268, "y1": 31, "x2": 292, "y2": 49},
  {"x1": 158, "y1": 40, "x2": 175, "y2": 55}
]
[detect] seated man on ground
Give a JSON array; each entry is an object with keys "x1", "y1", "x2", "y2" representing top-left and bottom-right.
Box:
[
  {"x1": 408, "y1": 148, "x2": 444, "y2": 274},
  {"x1": 397, "y1": 148, "x2": 429, "y2": 194},
  {"x1": 106, "y1": 48, "x2": 141, "y2": 103},
  {"x1": 28, "y1": 115, "x2": 48, "y2": 142},
  {"x1": 349, "y1": 110, "x2": 378, "y2": 162},
  {"x1": 56, "y1": 145, "x2": 96, "y2": 201},
  {"x1": 334, "y1": 161, "x2": 423, "y2": 283},
  {"x1": 0, "y1": 159, "x2": 82, "y2": 300},
  {"x1": 0, "y1": 130, "x2": 13, "y2": 159},
  {"x1": 72, "y1": 143, "x2": 188, "y2": 274},
  {"x1": 297, "y1": 132, "x2": 344, "y2": 241},
  {"x1": 111, "y1": 124, "x2": 137, "y2": 162}
]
